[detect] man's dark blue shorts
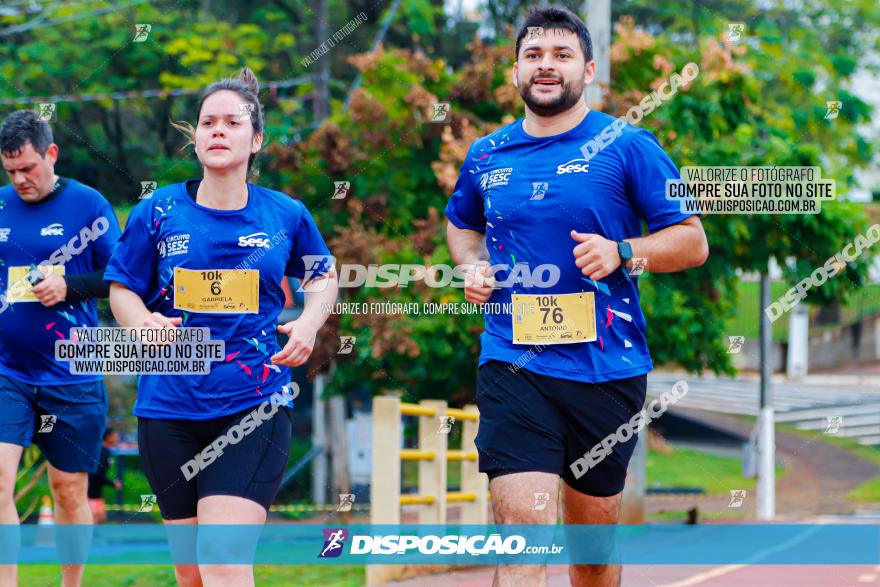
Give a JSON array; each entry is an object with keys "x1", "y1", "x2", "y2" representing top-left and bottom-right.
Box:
[
  {"x1": 476, "y1": 360, "x2": 647, "y2": 497},
  {"x1": 0, "y1": 374, "x2": 108, "y2": 473}
]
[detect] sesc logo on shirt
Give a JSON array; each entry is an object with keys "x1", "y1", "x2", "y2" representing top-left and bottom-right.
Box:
[
  {"x1": 556, "y1": 158, "x2": 590, "y2": 174},
  {"x1": 40, "y1": 223, "x2": 64, "y2": 236},
  {"x1": 159, "y1": 233, "x2": 190, "y2": 258},
  {"x1": 479, "y1": 167, "x2": 513, "y2": 192},
  {"x1": 238, "y1": 232, "x2": 271, "y2": 248}
]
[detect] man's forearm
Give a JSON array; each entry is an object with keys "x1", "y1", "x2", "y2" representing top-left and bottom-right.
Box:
[
  {"x1": 66, "y1": 271, "x2": 110, "y2": 301},
  {"x1": 625, "y1": 217, "x2": 708, "y2": 273},
  {"x1": 447, "y1": 222, "x2": 489, "y2": 266}
]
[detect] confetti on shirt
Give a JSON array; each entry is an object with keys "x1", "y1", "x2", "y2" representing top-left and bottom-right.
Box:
[
  {"x1": 244, "y1": 337, "x2": 268, "y2": 354},
  {"x1": 609, "y1": 308, "x2": 633, "y2": 322},
  {"x1": 581, "y1": 277, "x2": 610, "y2": 296}
]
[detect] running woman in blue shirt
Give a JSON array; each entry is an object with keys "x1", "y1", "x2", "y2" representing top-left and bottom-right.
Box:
[
  {"x1": 0, "y1": 110, "x2": 121, "y2": 587},
  {"x1": 105, "y1": 69, "x2": 338, "y2": 587},
  {"x1": 446, "y1": 8, "x2": 708, "y2": 587}
]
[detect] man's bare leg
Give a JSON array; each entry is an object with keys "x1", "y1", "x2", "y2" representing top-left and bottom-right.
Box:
[
  {"x1": 563, "y1": 482, "x2": 622, "y2": 587},
  {"x1": 489, "y1": 472, "x2": 559, "y2": 587},
  {"x1": 0, "y1": 443, "x2": 24, "y2": 586},
  {"x1": 47, "y1": 464, "x2": 92, "y2": 587}
]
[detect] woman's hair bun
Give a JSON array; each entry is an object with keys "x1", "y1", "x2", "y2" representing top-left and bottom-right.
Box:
[{"x1": 238, "y1": 68, "x2": 259, "y2": 95}]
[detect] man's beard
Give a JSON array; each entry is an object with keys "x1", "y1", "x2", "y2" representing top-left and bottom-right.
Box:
[{"x1": 520, "y1": 76, "x2": 584, "y2": 117}]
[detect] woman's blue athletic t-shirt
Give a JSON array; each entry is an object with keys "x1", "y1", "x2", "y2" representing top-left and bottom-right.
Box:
[
  {"x1": 445, "y1": 110, "x2": 697, "y2": 383},
  {"x1": 104, "y1": 181, "x2": 331, "y2": 419}
]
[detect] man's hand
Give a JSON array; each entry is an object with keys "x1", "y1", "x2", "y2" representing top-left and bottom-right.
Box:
[
  {"x1": 571, "y1": 230, "x2": 622, "y2": 281},
  {"x1": 463, "y1": 262, "x2": 495, "y2": 305},
  {"x1": 272, "y1": 319, "x2": 318, "y2": 367},
  {"x1": 31, "y1": 273, "x2": 67, "y2": 307},
  {"x1": 113, "y1": 480, "x2": 123, "y2": 490}
]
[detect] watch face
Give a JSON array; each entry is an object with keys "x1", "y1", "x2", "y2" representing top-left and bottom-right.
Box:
[
  {"x1": 618, "y1": 241, "x2": 633, "y2": 260},
  {"x1": 25, "y1": 264, "x2": 46, "y2": 285}
]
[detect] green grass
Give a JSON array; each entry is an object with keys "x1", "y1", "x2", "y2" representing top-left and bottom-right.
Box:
[
  {"x1": 727, "y1": 280, "x2": 880, "y2": 343},
  {"x1": 20, "y1": 564, "x2": 364, "y2": 586},
  {"x1": 647, "y1": 445, "x2": 784, "y2": 495},
  {"x1": 849, "y1": 477, "x2": 880, "y2": 503},
  {"x1": 726, "y1": 280, "x2": 791, "y2": 342},
  {"x1": 402, "y1": 460, "x2": 463, "y2": 490},
  {"x1": 115, "y1": 203, "x2": 134, "y2": 228}
]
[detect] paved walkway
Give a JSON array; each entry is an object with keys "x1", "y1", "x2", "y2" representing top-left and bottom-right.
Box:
[{"x1": 647, "y1": 407, "x2": 879, "y2": 518}]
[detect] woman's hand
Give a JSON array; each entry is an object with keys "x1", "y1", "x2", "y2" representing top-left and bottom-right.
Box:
[
  {"x1": 143, "y1": 312, "x2": 182, "y2": 329},
  {"x1": 135, "y1": 312, "x2": 182, "y2": 346},
  {"x1": 271, "y1": 319, "x2": 318, "y2": 367}
]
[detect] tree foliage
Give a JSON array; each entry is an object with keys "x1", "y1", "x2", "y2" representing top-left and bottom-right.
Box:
[
  {"x1": 1, "y1": 1, "x2": 877, "y2": 401},
  {"x1": 276, "y1": 3, "x2": 877, "y2": 398}
]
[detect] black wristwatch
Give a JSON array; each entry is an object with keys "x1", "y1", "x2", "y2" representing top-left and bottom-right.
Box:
[{"x1": 617, "y1": 241, "x2": 633, "y2": 265}]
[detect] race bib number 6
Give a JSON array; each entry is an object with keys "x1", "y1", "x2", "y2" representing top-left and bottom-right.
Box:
[
  {"x1": 512, "y1": 292, "x2": 597, "y2": 344},
  {"x1": 173, "y1": 268, "x2": 259, "y2": 314}
]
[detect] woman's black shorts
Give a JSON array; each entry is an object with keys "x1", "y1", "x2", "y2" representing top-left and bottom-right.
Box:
[{"x1": 138, "y1": 403, "x2": 293, "y2": 520}]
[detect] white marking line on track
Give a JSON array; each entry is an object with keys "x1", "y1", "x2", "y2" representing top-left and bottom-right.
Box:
[
  {"x1": 656, "y1": 565, "x2": 747, "y2": 587},
  {"x1": 857, "y1": 574, "x2": 877, "y2": 583},
  {"x1": 657, "y1": 524, "x2": 827, "y2": 586}
]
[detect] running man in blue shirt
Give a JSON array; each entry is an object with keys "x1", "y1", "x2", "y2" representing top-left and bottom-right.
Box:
[
  {"x1": 105, "y1": 68, "x2": 337, "y2": 587},
  {"x1": 445, "y1": 8, "x2": 708, "y2": 586},
  {"x1": 0, "y1": 110, "x2": 122, "y2": 587}
]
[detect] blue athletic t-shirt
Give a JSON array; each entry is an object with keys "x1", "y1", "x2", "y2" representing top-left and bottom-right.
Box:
[
  {"x1": 0, "y1": 179, "x2": 121, "y2": 385},
  {"x1": 103, "y1": 181, "x2": 332, "y2": 420},
  {"x1": 445, "y1": 110, "x2": 696, "y2": 383}
]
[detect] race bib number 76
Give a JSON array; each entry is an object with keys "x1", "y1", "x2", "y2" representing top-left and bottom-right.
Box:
[{"x1": 512, "y1": 292, "x2": 597, "y2": 345}]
